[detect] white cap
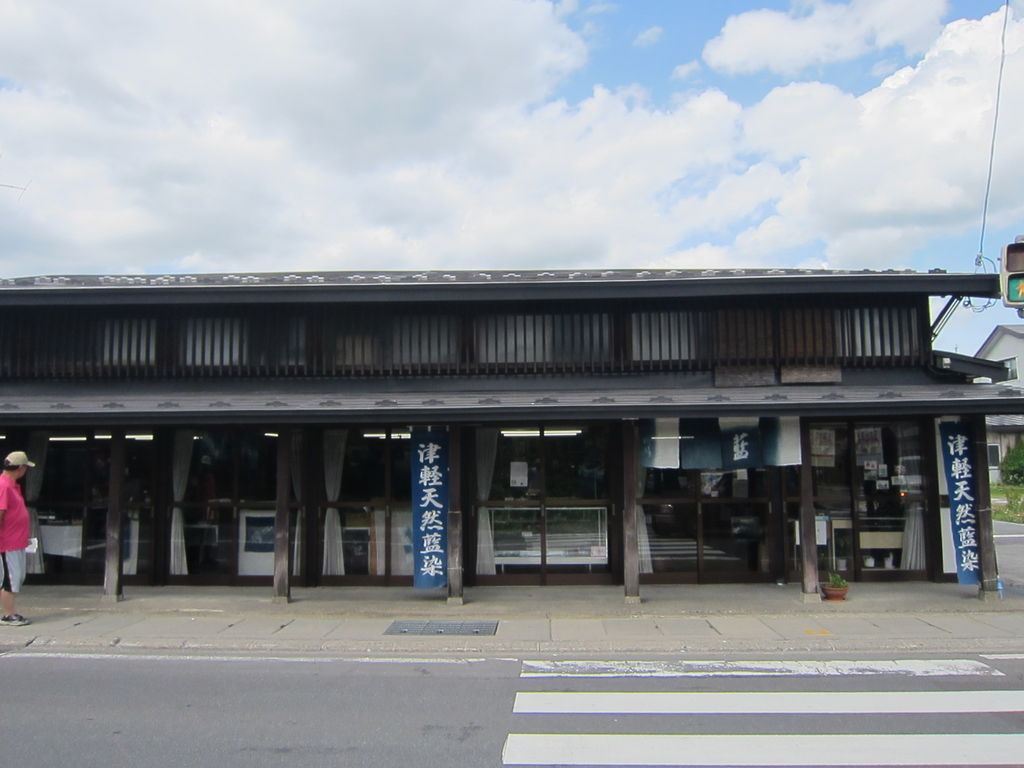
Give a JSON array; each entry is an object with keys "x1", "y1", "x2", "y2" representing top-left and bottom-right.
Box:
[{"x1": 3, "y1": 451, "x2": 36, "y2": 468}]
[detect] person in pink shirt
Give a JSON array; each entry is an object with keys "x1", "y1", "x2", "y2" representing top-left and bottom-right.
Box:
[{"x1": 0, "y1": 450, "x2": 35, "y2": 626}]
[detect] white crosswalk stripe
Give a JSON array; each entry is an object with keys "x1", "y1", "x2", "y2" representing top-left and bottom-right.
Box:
[
  {"x1": 504, "y1": 658, "x2": 1024, "y2": 767},
  {"x1": 521, "y1": 658, "x2": 1003, "y2": 678},
  {"x1": 513, "y1": 689, "x2": 1024, "y2": 714},
  {"x1": 502, "y1": 733, "x2": 1024, "y2": 767}
]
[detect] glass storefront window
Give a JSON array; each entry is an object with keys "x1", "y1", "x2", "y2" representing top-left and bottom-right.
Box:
[
  {"x1": 238, "y1": 430, "x2": 277, "y2": 503},
  {"x1": 489, "y1": 507, "x2": 542, "y2": 569},
  {"x1": 640, "y1": 467, "x2": 697, "y2": 499},
  {"x1": 544, "y1": 507, "x2": 608, "y2": 569},
  {"x1": 391, "y1": 507, "x2": 414, "y2": 575},
  {"x1": 487, "y1": 430, "x2": 542, "y2": 501},
  {"x1": 545, "y1": 427, "x2": 607, "y2": 499},
  {"x1": 34, "y1": 433, "x2": 155, "y2": 580},
  {"x1": 640, "y1": 503, "x2": 698, "y2": 574},
  {"x1": 341, "y1": 431, "x2": 387, "y2": 500},
  {"x1": 853, "y1": 422, "x2": 925, "y2": 572},
  {"x1": 790, "y1": 420, "x2": 927, "y2": 577},
  {"x1": 321, "y1": 427, "x2": 413, "y2": 580},
  {"x1": 702, "y1": 502, "x2": 767, "y2": 575},
  {"x1": 476, "y1": 426, "x2": 611, "y2": 579}
]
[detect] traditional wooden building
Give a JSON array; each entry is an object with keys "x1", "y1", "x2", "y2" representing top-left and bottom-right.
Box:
[{"x1": 0, "y1": 268, "x2": 1014, "y2": 601}]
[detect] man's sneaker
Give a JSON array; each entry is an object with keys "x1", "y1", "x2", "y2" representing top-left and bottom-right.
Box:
[{"x1": 0, "y1": 614, "x2": 29, "y2": 626}]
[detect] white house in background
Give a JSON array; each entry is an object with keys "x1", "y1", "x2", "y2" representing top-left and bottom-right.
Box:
[{"x1": 976, "y1": 325, "x2": 1024, "y2": 483}]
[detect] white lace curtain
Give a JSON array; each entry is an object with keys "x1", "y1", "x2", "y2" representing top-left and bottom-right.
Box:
[
  {"x1": 321, "y1": 429, "x2": 347, "y2": 575},
  {"x1": 390, "y1": 509, "x2": 413, "y2": 575},
  {"x1": 169, "y1": 430, "x2": 193, "y2": 575},
  {"x1": 475, "y1": 428, "x2": 498, "y2": 575},
  {"x1": 902, "y1": 503, "x2": 926, "y2": 570},
  {"x1": 25, "y1": 431, "x2": 49, "y2": 574}
]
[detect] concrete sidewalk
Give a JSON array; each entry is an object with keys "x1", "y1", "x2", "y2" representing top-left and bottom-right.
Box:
[{"x1": 2, "y1": 582, "x2": 1023, "y2": 656}]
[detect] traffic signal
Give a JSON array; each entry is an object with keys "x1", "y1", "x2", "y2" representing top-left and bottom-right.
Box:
[{"x1": 1000, "y1": 238, "x2": 1024, "y2": 308}]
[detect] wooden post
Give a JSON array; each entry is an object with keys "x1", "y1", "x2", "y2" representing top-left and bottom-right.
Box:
[
  {"x1": 622, "y1": 420, "x2": 640, "y2": 604},
  {"x1": 447, "y1": 425, "x2": 464, "y2": 605},
  {"x1": 102, "y1": 431, "x2": 126, "y2": 602},
  {"x1": 798, "y1": 419, "x2": 820, "y2": 601},
  {"x1": 971, "y1": 414, "x2": 1000, "y2": 597},
  {"x1": 273, "y1": 428, "x2": 291, "y2": 603}
]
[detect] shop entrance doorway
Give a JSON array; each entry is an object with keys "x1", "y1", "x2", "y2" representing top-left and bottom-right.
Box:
[
  {"x1": 639, "y1": 468, "x2": 774, "y2": 583},
  {"x1": 473, "y1": 425, "x2": 613, "y2": 585}
]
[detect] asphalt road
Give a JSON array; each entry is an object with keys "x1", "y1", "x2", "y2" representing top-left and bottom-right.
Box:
[{"x1": 2, "y1": 651, "x2": 1023, "y2": 767}]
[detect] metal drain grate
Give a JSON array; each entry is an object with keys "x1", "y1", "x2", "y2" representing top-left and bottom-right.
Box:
[{"x1": 384, "y1": 620, "x2": 498, "y2": 636}]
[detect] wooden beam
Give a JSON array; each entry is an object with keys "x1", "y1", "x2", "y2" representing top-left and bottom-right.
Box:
[
  {"x1": 273, "y1": 428, "x2": 292, "y2": 602},
  {"x1": 448, "y1": 425, "x2": 464, "y2": 604},
  {"x1": 971, "y1": 414, "x2": 1000, "y2": 595},
  {"x1": 622, "y1": 420, "x2": 640, "y2": 603},
  {"x1": 102, "y1": 431, "x2": 125, "y2": 601},
  {"x1": 798, "y1": 419, "x2": 820, "y2": 599}
]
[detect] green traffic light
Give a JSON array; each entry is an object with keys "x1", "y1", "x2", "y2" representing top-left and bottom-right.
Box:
[{"x1": 1009, "y1": 275, "x2": 1024, "y2": 303}]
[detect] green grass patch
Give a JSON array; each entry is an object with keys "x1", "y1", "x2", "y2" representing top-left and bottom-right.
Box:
[{"x1": 991, "y1": 484, "x2": 1024, "y2": 524}]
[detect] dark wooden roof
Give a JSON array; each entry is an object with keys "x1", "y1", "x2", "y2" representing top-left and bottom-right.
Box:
[{"x1": 0, "y1": 268, "x2": 999, "y2": 306}]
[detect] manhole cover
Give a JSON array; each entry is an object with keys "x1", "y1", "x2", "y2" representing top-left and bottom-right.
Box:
[{"x1": 384, "y1": 620, "x2": 498, "y2": 636}]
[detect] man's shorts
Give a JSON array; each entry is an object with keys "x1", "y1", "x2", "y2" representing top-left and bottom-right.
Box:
[{"x1": 0, "y1": 550, "x2": 26, "y2": 593}]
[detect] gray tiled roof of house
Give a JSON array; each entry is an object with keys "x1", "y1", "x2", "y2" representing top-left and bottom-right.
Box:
[{"x1": 2, "y1": 380, "x2": 1023, "y2": 425}]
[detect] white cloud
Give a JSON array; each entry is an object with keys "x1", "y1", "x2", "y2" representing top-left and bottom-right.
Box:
[
  {"x1": 633, "y1": 26, "x2": 663, "y2": 48},
  {"x1": 729, "y1": 10, "x2": 1024, "y2": 268},
  {"x1": 671, "y1": 61, "x2": 701, "y2": 80},
  {"x1": 0, "y1": 1, "x2": 1022, "y2": 282},
  {"x1": 703, "y1": 0, "x2": 949, "y2": 75}
]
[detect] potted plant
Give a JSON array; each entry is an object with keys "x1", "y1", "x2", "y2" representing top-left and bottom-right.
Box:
[{"x1": 820, "y1": 571, "x2": 849, "y2": 601}]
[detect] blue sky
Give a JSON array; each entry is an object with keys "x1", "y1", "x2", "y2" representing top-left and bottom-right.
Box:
[{"x1": 0, "y1": 1, "x2": 1022, "y2": 352}]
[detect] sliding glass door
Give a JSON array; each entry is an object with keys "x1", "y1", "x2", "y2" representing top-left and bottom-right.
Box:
[{"x1": 474, "y1": 425, "x2": 610, "y2": 584}]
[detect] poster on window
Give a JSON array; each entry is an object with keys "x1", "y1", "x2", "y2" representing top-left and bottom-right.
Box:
[
  {"x1": 810, "y1": 428, "x2": 836, "y2": 467},
  {"x1": 411, "y1": 428, "x2": 449, "y2": 590},
  {"x1": 855, "y1": 426, "x2": 884, "y2": 467},
  {"x1": 938, "y1": 422, "x2": 980, "y2": 586}
]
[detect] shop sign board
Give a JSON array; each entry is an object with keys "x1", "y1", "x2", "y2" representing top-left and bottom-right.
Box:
[
  {"x1": 411, "y1": 428, "x2": 449, "y2": 589},
  {"x1": 938, "y1": 422, "x2": 980, "y2": 585}
]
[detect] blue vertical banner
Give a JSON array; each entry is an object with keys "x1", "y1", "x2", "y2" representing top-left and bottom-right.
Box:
[
  {"x1": 938, "y1": 422, "x2": 980, "y2": 586},
  {"x1": 411, "y1": 428, "x2": 449, "y2": 590}
]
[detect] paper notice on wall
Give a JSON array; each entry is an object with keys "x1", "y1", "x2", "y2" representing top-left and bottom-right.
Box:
[
  {"x1": 810, "y1": 428, "x2": 835, "y2": 467},
  {"x1": 855, "y1": 426, "x2": 883, "y2": 466},
  {"x1": 815, "y1": 515, "x2": 829, "y2": 545},
  {"x1": 510, "y1": 461, "x2": 528, "y2": 488}
]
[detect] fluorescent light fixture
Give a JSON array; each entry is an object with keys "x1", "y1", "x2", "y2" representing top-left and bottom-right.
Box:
[
  {"x1": 49, "y1": 436, "x2": 87, "y2": 442},
  {"x1": 264, "y1": 432, "x2": 279, "y2": 438},
  {"x1": 500, "y1": 428, "x2": 583, "y2": 438},
  {"x1": 127, "y1": 434, "x2": 154, "y2": 441},
  {"x1": 94, "y1": 434, "x2": 113, "y2": 440},
  {"x1": 363, "y1": 432, "x2": 412, "y2": 439}
]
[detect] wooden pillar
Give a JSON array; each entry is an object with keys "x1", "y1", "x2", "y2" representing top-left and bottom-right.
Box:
[
  {"x1": 971, "y1": 414, "x2": 1000, "y2": 596},
  {"x1": 798, "y1": 419, "x2": 820, "y2": 600},
  {"x1": 622, "y1": 420, "x2": 640, "y2": 604},
  {"x1": 447, "y1": 425, "x2": 464, "y2": 605},
  {"x1": 102, "y1": 431, "x2": 126, "y2": 602},
  {"x1": 273, "y1": 427, "x2": 292, "y2": 603}
]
